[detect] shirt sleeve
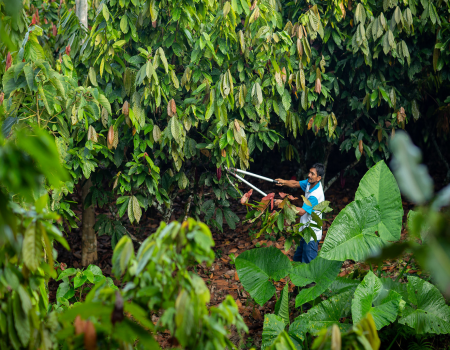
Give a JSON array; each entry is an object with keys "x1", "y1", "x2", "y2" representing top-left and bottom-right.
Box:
[
  {"x1": 302, "y1": 196, "x2": 319, "y2": 214},
  {"x1": 299, "y1": 179, "x2": 308, "y2": 191}
]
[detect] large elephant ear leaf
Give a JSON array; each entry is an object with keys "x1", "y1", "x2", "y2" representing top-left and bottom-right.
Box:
[
  {"x1": 399, "y1": 276, "x2": 450, "y2": 334},
  {"x1": 293, "y1": 290, "x2": 353, "y2": 335},
  {"x1": 320, "y1": 196, "x2": 383, "y2": 261},
  {"x1": 236, "y1": 247, "x2": 292, "y2": 305},
  {"x1": 355, "y1": 160, "x2": 404, "y2": 242},
  {"x1": 290, "y1": 257, "x2": 342, "y2": 307},
  {"x1": 352, "y1": 271, "x2": 402, "y2": 330}
]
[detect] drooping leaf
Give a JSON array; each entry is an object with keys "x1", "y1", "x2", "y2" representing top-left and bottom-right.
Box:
[
  {"x1": 320, "y1": 196, "x2": 382, "y2": 261},
  {"x1": 236, "y1": 247, "x2": 292, "y2": 305},
  {"x1": 352, "y1": 271, "x2": 402, "y2": 330},
  {"x1": 293, "y1": 290, "x2": 353, "y2": 335},
  {"x1": 291, "y1": 257, "x2": 342, "y2": 307}
]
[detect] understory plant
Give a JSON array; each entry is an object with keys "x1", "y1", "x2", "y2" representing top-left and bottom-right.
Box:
[{"x1": 240, "y1": 189, "x2": 333, "y2": 250}]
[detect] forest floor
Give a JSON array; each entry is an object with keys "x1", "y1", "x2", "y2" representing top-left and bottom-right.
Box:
[{"x1": 51, "y1": 163, "x2": 449, "y2": 349}]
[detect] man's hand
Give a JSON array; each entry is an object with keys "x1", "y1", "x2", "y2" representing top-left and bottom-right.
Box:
[
  {"x1": 275, "y1": 179, "x2": 284, "y2": 187},
  {"x1": 274, "y1": 179, "x2": 300, "y2": 189}
]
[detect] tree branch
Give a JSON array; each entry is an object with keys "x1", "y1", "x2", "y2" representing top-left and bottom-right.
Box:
[{"x1": 324, "y1": 159, "x2": 360, "y2": 192}]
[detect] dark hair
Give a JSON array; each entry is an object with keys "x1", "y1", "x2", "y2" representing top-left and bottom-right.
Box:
[{"x1": 311, "y1": 163, "x2": 325, "y2": 177}]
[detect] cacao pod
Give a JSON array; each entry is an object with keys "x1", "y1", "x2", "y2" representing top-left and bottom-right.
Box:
[
  {"x1": 107, "y1": 126, "x2": 114, "y2": 149},
  {"x1": 74, "y1": 315, "x2": 86, "y2": 335},
  {"x1": 0, "y1": 92, "x2": 4, "y2": 104},
  {"x1": 83, "y1": 321, "x2": 97, "y2": 350},
  {"x1": 5, "y1": 52, "x2": 11, "y2": 71},
  {"x1": 52, "y1": 23, "x2": 57, "y2": 36},
  {"x1": 122, "y1": 101, "x2": 129, "y2": 116},
  {"x1": 216, "y1": 167, "x2": 222, "y2": 180},
  {"x1": 65, "y1": 45, "x2": 71, "y2": 55}
]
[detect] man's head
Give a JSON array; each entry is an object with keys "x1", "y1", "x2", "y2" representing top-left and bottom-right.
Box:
[{"x1": 308, "y1": 163, "x2": 325, "y2": 184}]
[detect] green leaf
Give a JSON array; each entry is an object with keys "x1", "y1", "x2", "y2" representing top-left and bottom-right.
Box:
[
  {"x1": 97, "y1": 94, "x2": 111, "y2": 114},
  {"x1": 236, "y1": 247, "x2": 292, "y2": 305},
  {"x1": 223, "y1": 208, "x2": 239, "y2": 229},
  {"x1": 201, "y1": 199, "x2": 215, "y2": 221},
  {"x1": 261, "y1": 314, "x2": 286, "y2": 349},
  {"x1": 355, "y1": 160, "x2": 403, "y2": 242},
  {"x1": 352, "y1": 271, "x2": 402, "y2": 330},
  {"x1": 120, "y1": 15, "x2": 129, "y2": 34},
  {"x1": 293, "y1": 290, "x2": 353, "y2": 335},
  {"x1": 399, "y1": 276, "x2": 450, "y2": 334},
  {"x1": 291, "y1": 257, "x2": 342, "y2": 307},
  {"x1": 274, "y1": 284, "x2": 290, "y2": 325},
  {"x1": 13, "y1": 293, "x2": 30, "y2": 347},
  {"x1": 38, "y1": 84, "x2": 52, "y2": 114},
  {"x1": 74, "y1": 273, "x2": 88, "y2": 289},
  {"x1": 158, "y1": 47, "x2": 169, "y2": 74},
  {"x1": 22, "y1": 222, "x2": 41, "y2": 272},
  {"x1": 170, "y1": 117, "x2": 181, "y2": 144},
  {"x1": 320, "y1": 196, "x2": 383, "y2": 261},
  {"x1": 23, "y1": 64, "x2": 36, "y2": 91},
  {"x1": 390, "y1": 131, "x2": 433, "y2": 205},
  {"x1": 89, "y1": 67, "x2": 98, "y2": 86}
]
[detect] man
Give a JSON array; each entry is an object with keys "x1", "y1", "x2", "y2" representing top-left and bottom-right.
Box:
[{"x1": 274, "y1": 163, "x2": 325, "y2": 263}]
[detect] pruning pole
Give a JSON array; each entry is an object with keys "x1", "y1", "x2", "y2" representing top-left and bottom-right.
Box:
[{"x1": 225, "y1": 167, "x2": 268, "y2": 197}]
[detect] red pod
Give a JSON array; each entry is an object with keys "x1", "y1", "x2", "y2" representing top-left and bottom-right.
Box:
[
  {"x1": 65, "y1": 45, "x2": 71, "y2": 55},
  {"x1": 53, "y1": 23, "x2": 57, "y2": 37},
  {"x1": 5, "y1": 52, "x2": 11, "y2": 72},
  {"x1": 0, "y1": 92, "x2": 4, "y2": 104},
  {"x1": 340, "y1": 170, "x2": 345, "y2": 189},
  {"x1": 216, "y1": 167, "x2": 222, "y2": 180}
]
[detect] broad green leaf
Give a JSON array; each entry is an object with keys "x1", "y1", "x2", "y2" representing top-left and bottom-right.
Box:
[
  {"x1": 262, "y1": 314, "x2": 301, "y2": 349},
  {"x1": 390, "y1": 131, "x2": 433, "y2": 205},
  {"x1": 236, "y1": 247, "x2": 292, "y2": 305},
  {"x1": 399, "y1": 276, "x2": 450, "y2": 334},
  {"x1": 293, "y1": 290, "x2": 353, "y2": 335},
  {"x1": 352, "y1": 271, "x2": 402, "y2": 330},
  {"x1": 261, "y1": 314, "x2": 285, "y2": 349},
  {"x1": 291, "y1": 257, "x2": 342, "y2": 307},
  {"x1": 355, "y1": 160, "x2": 403, "y2": 242},
  {"x1": 320, "y1": 196, "x2": 382, "y2": 261}
]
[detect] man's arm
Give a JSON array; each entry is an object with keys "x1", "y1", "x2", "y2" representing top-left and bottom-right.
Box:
[{"x1": 275, "y1": 179, "x2": 300, "y2": 188}]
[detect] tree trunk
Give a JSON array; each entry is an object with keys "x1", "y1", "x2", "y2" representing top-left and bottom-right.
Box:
[
  {"x1": 81, "y1": 177, "x2": 97, "y2": 266},
  {"x1": 75, "y1": 0, "x2": 88, "y2": 29}
]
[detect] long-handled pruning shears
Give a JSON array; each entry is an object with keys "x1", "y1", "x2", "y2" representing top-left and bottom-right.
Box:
[{"x1": 225, "y1": 167, "x2": 279, "y2": 197}]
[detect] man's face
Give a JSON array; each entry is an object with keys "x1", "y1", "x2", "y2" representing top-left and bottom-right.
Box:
[{"x1": 308, "y1": 168, "x2": 321, "y2": 183}]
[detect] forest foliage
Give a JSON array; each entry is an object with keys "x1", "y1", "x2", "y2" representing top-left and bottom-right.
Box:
[{"x1": 1, "y1": 0, "x2": 450, "y2": 348}]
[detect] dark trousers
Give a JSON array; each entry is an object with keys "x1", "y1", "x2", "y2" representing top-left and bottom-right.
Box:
[{"x1": 293, "y1": 238, "x2": 318, "y2": 263}]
